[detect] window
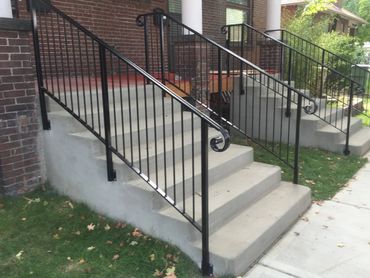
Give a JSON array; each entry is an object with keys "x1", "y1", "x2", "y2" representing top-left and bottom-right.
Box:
[{"x1": 226, "y1": 8, "x2": 247, "y2": 41}]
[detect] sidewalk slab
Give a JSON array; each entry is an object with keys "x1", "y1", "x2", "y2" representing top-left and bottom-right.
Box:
[{"x1": 245, "y1": 201, "x2": 370, "y2": 278}]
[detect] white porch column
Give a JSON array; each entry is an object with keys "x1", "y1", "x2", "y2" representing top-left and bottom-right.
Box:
[
  {"x1": 0, "y1": 0, "x2": 13, "y2": 18},
  {"x1": 266, "y1": 0, "x2": 281, "y2": 38},
  {"x1": 181, "y1": 0, "x2": 203, "y2": 34}
]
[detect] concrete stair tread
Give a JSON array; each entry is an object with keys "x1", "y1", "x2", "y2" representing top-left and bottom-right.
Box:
[
  {"x1": 49, "y1": 96, "x2": 174, "y2": 118},
  {"x1": 194, "y1": 182, "x2": 311, "y2": 274},
  {"x1": 342, "y1": 127, "x2": 370, "y2": 146},
  {"x1": 69, "y1": 110, "x2": 194, "y2": 140},
  {"x1": 107, "y1": 143, "x2": 253, "y2": 189},
  {"x1": 95, "y1": 128, "x2": 220, "y2": 164},
  {"x1": 317, "y1": 117, "x2": 362, "y2": 134},
  {"x1": 159, "y1": 162, "x2": 281, "y2": 227}
]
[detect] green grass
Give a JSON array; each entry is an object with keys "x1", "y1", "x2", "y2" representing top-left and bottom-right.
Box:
[
  {"x1": 232, "y1": 136, "x2": 367, "y2": 200},
  {"x1": 0, "y1": 188, "x2": 201, "y2": 278}
]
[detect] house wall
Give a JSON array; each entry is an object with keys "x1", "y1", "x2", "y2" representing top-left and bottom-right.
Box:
[
  {"x1": 0, "y1": 19, "x2": 45, "y2": 195},
  {"x1": 17, "y1": 0, "x2": 168, "y2": 67}
]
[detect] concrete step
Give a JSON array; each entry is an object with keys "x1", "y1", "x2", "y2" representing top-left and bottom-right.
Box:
[
  {"x1": 194, "y1": 182, "x2": 311, "y2": 275},
  {"x1": 338, "y1": 127, "x2": 370, "y2": 156},
  {"x1": 47, "y1": 84, "x2": 162, "y2": 112},
  {"x1": 114, "y1": 143, "x2": 254, "y2": 192},
  {"x1": 158, "y1": 162, "x2": 281, "y2": 240},
  {"x1": 317, "y1": 117, "x2": 363, "y2": 143},
  {"x1": 96, "y1": 128, "x2": 221, "y2": 174},
  {"x1": 70, "y1": 110, "x2": 200, "y2": 153}
]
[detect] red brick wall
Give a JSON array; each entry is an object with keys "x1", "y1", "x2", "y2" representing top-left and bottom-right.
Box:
[
  {"x1": 18, "y1": 0, "x2": 167, "y2": 67},
  {"x1": 0, "y1": 29, "x2": 42, "y2": 195}
]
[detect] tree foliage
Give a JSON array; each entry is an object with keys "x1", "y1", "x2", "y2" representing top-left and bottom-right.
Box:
[{"x1": 302, "y1": 0, "x2": 336, "y2": 16}]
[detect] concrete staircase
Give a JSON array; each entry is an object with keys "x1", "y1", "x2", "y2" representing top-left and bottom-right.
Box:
[
  {"x1": 44, "y1": 84, "x2": 311, "y2": 276},
  {"x1": 232, "y1": 75, "x2": 370, "y2": 156}
]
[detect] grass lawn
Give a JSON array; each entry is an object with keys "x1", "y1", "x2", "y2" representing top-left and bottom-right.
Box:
[
  {"x1": 232, "y1": 136, "x2": 367, "y2": 200},
  {"x1": 0, "y1": 189, "x2": 201, "y2": 278}
]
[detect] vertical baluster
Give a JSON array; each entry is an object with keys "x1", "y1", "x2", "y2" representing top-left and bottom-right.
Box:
[
  {"x1": 30, "y1": 0, "x2": 50, "y2": 130},
  {"x1": 293, "y1": 94, "x2": 303, "y2": 184},
  {"x1": 99, "y1": 45, "x2": 116, "y2": 181},
  {"x1": 201, "y1": 119, "x2": 212, "y2": 276}
]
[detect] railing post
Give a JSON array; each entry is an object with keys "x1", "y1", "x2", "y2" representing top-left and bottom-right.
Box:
[
  {"x1": 217, "y1": 48, "x2": 223, "y2": 122},
  {"x1": 158, "y1": 13, "x2": 165, "y2": 85},
  {"x1": 99, "y1": 44, "x2": 116, "y2": 182},
  {"x1": 239, "y1": 25, "x2": 245, "y2": 95},
  {"x1": 344, "y1": 81, "x2": 354, "y2": 155},
  {"x1": 319, "y1": 51, "x2": 325, "y2": 99},
  {"x1": 285, "y1": 48, "x2": 292, "y2": 117},
  {"x1": 226, "y1": 27, "x2": 230, "y2": 77},
  {"x1": 201, "y1": 119, "x2": 213, "y2": 277},
  {"x1": 30, "y1": 0, "x2": 51, "y2": 130},
  {"x1": 279, "y1": 31, "x2": 284, "y2": 81},
  {"x1": 293, "y1": 94, "x2": 303, "y2": 184},
  {"x1": 143, "y1": 16, "x2": 150, "y2": 83}
]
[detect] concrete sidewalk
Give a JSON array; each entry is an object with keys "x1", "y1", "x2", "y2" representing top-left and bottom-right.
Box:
[{"x1": 244, "y1": 152, "x2": 370, "y2": 278}]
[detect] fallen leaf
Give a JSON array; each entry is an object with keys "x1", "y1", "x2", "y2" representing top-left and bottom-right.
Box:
[
  {"x1": 112, "y1": 254, "x2": 120, "y2": 260},
  {"x1": 153, "y1": 269, "x2": 163, "y2": 277},
  {"x1": 87, "y1": 246, "x2": 95, "y2": 251},
  {"x1": 337, "y1": 243, "x2": 345, "y2": 248},
  {"x1": 67, "y1": 257, "x2": 72, "y2": 261},
  {"x1": 115, "y1": 222, "x2": 127, "y2": 229},
  {"x1": 104, "y1": 224, "x2": 111, "y2": 231},
  {"x1": 21, "y1": 217, "x2": 27, "y2": 221},
  {"x1": 58, "y1": 227, "x2": 63, "y2": 231},
  {"x1": 16, "y1": 250, "x2": 24, "y2": 260},
  {"x1": 132, "y1": 228, "x2": 143, "y2": 237},
  {"x1": 65, "y1": 201, "x2": 74, "y2": 209},
  {"x1": 301, "y1": 217, "x2": 309, "y2": 222},
  {"x1": 74, "y1": 231, "x2": 81, "y2": 235},
  {"x1": 87, "y1": 223, "x2": 95, "y2": 231},
  {"x1": 78, "y1": 259, "x2": 86, "y2": 265},
  {"x1": 106, "y1": 240, "x2": 113, "y2": 245},
  {"x1": 149, "y1": 254, "x2": 155, "y2": 262},
  {"x1": 129, "y1": 241, "x2": 138, "y2": 246},
  {"x1": 53, "y1": 234, "x2": 60, "y2": 240},
  {"x1": 119, "y1": 241, "x2": 125, "y2": 247},
  {"x1": 165, "y1": 266, "x2": 176, "y2": 278}
]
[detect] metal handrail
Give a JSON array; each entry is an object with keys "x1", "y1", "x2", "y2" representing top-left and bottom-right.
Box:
[
  {"x1": 266, "y1": 28, "x2": 369, "y2": 85},
  {"x1": 136, "y1": 12, "x2": 319, "y2": 107},
  {"x1": 33, "y1": 0, "x2": 228, "y2": 149},
  {"x1": 224, "y1": 24, "x2": 365, "y2": 89}
]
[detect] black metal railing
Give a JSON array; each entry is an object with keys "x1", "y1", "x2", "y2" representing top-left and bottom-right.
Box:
[
  {"x1": 266, "y1": 28, "x2": 370, "y2": 117},
  {"x1": 222, "y1": 23, "x2": 366, "y2": 154},
  {"x1": 29, "y1": 0, "x2": 230, "y2": 275},
  {"x1": 136, "y1": 11, "x2": 318, "y2": 180}
]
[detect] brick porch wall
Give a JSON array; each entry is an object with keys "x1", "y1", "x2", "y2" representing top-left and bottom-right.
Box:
[
  {"x1": 0, "y1": 19, "x2": 44, "y2": 195},
  {"x1": 17, "y1": 0, "x2": 168, "y2": 68}
]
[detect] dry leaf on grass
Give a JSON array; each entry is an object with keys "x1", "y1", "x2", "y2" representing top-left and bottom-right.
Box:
[
  {"x1": 112, "y1": 254, "x2": 120, "y2": 260},
  {"x1": 87, "y1": 223, "x2": 95, "y2": 231},
  {"x1": 132, "y1": 228, "x2": 143, "y2": 237},
  {"x1": 15, "y1": 250, "x2": 24, "y2": 260}
]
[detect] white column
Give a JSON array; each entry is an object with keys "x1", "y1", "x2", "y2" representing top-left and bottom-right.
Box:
[
  {"x1": 266, "y1": 0, "x2": 281, "y2": 38},
  {"x1": 0, "y1": 0, "x2": 13, "y2": 18},
  {"x1": 182, "y1": 0, "x2": 203, "y2": 34}
]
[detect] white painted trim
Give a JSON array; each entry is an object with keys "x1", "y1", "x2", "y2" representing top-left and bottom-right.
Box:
[
  {"x1": 182, "y1": 0, "x2": 203, "y2": 34},
  {"x1": 0, "y1": 0, "x2": 13, "y2": 18}
]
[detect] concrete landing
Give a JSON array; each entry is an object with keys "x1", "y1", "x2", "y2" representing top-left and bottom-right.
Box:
[{"x1": 245, "y1": 151, "x2": 370, "y2": 278}]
